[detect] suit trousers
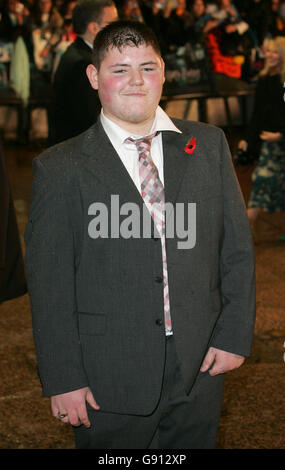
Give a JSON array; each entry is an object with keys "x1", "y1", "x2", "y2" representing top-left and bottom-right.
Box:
[{"x1": 73, "y1": 335, "x2": 225, "y2": 449}]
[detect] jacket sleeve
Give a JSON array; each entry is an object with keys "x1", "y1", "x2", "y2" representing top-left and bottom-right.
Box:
[
  {"x1": 24, "y1": 156, "x2": 89, "y2": 396},
  {"x1": 209, "y1": 130, "x2": 256, "y2": 357},
  {"x1": 245, "y1": 78, "x2": 265, "y2": 154}
]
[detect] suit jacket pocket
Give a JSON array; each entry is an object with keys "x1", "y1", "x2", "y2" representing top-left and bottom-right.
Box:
[{"x1": 78, "y1": 312, "x2": 106, "y2": 335}]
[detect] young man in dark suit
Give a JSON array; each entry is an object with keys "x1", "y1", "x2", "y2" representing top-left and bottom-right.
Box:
[
  {"x1": 25, "y1": 20, "x2": 256, "y2": 449},
  {"x1": 50, "y1": 0, "x2": 118, "y2": 144}
]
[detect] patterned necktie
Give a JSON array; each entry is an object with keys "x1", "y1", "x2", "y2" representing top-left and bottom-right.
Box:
[{"x1": 125, "y1": 132, "x2": 172, "y2": 335}]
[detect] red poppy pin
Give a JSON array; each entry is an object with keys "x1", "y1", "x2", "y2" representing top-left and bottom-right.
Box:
[{"x1": 184, "y1": 137, "x2": 197, "y2": 155}]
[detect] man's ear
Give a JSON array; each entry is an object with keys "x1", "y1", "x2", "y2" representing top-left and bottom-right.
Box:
[
  {"x1": 88, "y1": 21, "x2": 100, "y2": 38},
  {"x1": 86, "y1": 63, "x2": 99, "y2": 90}
]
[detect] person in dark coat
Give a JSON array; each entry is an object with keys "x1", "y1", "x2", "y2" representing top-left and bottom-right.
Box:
[
  {"x1": 49, "y1": 0, "x2": 118, "y2": 145},
  {"x1": 0, "y1": 0, "x2": 33, "y2": 61},
  {"x1": 0, "y1": 140, "x2": 26, "y2": 303}
]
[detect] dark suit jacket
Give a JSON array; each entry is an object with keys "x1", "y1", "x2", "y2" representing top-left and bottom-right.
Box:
[
  {"x1": 0, "y1": 141, "x2": 26, "y2": 302},
  {"x1": 50, "y1": 37, "x2": 101, "y2": 145},
  {"x1": 25, "y1": 118, "x2": 256, "y2": 415}
]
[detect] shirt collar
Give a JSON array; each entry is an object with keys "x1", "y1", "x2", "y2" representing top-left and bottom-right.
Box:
[
  {"x1": 150, "y1": 105, "x2": 182, "y2": 135},
  {"x1": 100, "y1": 105, "x2": 182, "y2": 148},
  {"x1": 82, "y1": 38, "x2": 93, "y2": 49}
]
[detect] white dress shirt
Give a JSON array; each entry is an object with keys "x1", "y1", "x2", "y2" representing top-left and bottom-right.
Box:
[
  {"x1": 100, "y1": 106, "x2": 181, "y2": 336},
  {"x1": 100, "y1": 106, "x2": 181, "y2": 193}
]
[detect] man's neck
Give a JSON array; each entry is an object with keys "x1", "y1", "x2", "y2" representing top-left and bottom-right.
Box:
[
  {"x1": 78, "y1": 32, "x2": 94, "y2": 49},
  {"x1": 103, "y1": 111, "x2": 156, "y2": 136}
]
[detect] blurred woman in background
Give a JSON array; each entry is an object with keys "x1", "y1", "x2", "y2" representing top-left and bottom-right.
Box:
[
  {"x1": 238, "y1": 36, "x2": 285, "y2": 233},
  {"x1": 31, "y1": 0, "x2": 63, "y2": 77}
]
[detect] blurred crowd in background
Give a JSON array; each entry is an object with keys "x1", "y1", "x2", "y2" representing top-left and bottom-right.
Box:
[
  {"x1": 0, "y1": 0, "x2": 285, "y2": 92},
  {"x1": 1, "y1": 0, "x2": 285, "y2": 302}
]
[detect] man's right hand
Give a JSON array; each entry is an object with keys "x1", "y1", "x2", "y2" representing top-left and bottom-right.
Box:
[{"x1": 51, "y1": 387, "x2": 100, "y2": 428}]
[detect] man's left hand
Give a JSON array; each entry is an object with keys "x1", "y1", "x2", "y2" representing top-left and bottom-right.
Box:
[{"x1": 200, "y1": 347, "x2": 245, "y2": 376}]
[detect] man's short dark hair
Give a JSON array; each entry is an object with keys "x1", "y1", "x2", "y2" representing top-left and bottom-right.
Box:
[
  {"x1": 92, "y1": 20, "x2": 162, "y2": 69},
  {"x1": 72, "y1": 0, "x2": 114, "y2": 35}
]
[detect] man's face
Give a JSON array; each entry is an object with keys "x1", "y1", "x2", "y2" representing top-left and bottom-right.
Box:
[
  {"x1": 87, "y1": 44, "x2": 165, "y2": 133},
  {"x1": 8, "y1": 0, "x2": 21, "y2": 13},
  {"x1": 271, "y1": 0, "x2": 280, "y2": 12},
  {"x1": 98, "y1": 6, "x2": 118, "y2": 29},
  {"x1": 220, "y1": 0, "x2": 230, "y2": 8},
  {"x1": 39, "y1": 0, "x2": 52, "y2": 13},
  {"x1": 193, "y1": 0, "x2": 205, "y2": 17}
]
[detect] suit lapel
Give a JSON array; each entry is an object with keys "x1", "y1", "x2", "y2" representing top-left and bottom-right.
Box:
[
  {"x1": 81, "y1": 120, "x2": 197, "y2": 207},
  {"x1": 162, "y1": 129, "x2": 191, "y2": 206},
  {"x1": 81, "y1": 121, "x2": 144, "y2": 206},
  {"x1": 74, "y1": 36, "x2": 93, "y2": 54}
]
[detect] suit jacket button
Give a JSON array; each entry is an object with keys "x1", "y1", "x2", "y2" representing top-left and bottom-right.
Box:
[
  {"x1": 155, "y1": 276, "x2": 163, "y2": 283},
  {"x1": 156, "y1": 319, "x2": 163, "y2": 326}
]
